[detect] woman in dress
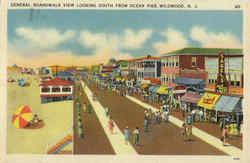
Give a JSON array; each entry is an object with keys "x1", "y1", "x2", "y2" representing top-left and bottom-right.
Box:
[
  {"x1": 124, "y1": 126, "x2": 129, "y2": 145},
  {"x1": 109, "y1": 117, "x2": 114, "y2": 134}
]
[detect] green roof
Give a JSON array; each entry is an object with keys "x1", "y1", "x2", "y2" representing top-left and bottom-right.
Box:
[{"x1": 166, "y1": 47, "x2": 243, "y2": 56}]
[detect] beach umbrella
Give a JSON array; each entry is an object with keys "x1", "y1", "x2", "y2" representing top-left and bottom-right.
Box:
[{"x1": 12, "y1": 105, "x2": 32, "y2": 128}]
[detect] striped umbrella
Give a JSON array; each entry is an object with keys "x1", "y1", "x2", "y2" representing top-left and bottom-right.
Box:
[{"x1": 12, "y1": 105, "x2": 32, "y2": 128}]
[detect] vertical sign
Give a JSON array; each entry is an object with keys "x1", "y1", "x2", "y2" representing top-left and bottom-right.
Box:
[{"x1": 215, "y1": 51, "x2": 229, "y2": 93}]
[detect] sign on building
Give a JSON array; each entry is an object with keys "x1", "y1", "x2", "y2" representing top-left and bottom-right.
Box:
[{"x1": 215, "y1": 51, "x2": 229, "y2": 93}]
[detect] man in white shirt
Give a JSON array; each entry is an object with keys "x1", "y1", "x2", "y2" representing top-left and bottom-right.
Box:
[
  {"x1": 191, "y1": 109, "x2": 196, "y2": 122},
  {"x1": 199, "y1": 110, "x2": 203, "y2": 122}
]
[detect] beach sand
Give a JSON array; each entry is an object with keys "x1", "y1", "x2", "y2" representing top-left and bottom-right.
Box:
[{"x1": 7, "y1": 72, "x2": 73, "y2": 154}]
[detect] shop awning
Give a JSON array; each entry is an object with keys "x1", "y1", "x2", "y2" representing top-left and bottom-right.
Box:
[
  {"x1": 214, "y1": 96, "x2": 242, "y2": 112},
  {"x1": 174, "y1": 77, "x2": 205, "y2": 86},
  {"x1": 135, "y1": 82, "x2": 142, "y2": 88},
  {"x1": 99, "y1": 73, "x2": 109, "y2": 77},
  {"x1": 181, "y1": 91, "x2": 202, "y2": 104},
  {"x1": 198, "y1": 93, "x2": 221, "y2": 110},
  {"x1": 141, "y1": 83, "x2": 149, "y2": 89},
  {"x1": 116, "y1": 77, "x2": 121, "y2": 81},
  {"x1": 148, "y1": 85, "x2": 156, "y2": 92},
  {"x1": 156, "y1": 86, "x2": 169, "y2": 95},
  {"x1": 148, "y1": 85, "x2": 160, "y2": 92}
]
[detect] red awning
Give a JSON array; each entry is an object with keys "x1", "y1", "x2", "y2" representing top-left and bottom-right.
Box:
[
  {"x1": 181, "y1": 91, "x2": 202, "y2": 103},
  {"x1": 40, "y1": 94, "x2": 72, "y2": 97},
  {"x1": 40, "y1": 78, "x2": 73, "y2": 86},
  {"x1": 144, "y1": 77, "x2": 161, "y2": 85}
]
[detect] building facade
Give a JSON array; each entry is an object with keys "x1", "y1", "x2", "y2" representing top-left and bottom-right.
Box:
[
  {"x1": 161, "y1": 48, "x2": 243, "y2": 95},
  {"x1": 40, "y1": 78, "x2": 73, "y2": 103},
  {"x1": 136, "y1": 55, "x2": 161, "y2": 82}
]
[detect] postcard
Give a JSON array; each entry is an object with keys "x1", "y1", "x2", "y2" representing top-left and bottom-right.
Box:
[{"x1": 1, "y1": 0, "x2": 249, "y2": 163}]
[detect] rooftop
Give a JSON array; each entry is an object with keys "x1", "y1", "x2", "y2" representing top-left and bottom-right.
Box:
[
  {"x1": 135, "y1": 55, "x2": 160, "y2": 61},
  {"x1": 165, "y1": 47, "x2": 243, "y2": 56},
  {"x1": 40, "y1": 78, "x2": 73, "y2": 86}
]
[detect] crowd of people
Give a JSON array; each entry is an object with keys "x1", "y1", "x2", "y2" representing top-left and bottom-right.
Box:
[{"x1": 83, "y1": 73, "x2": 242, "y2": 147}]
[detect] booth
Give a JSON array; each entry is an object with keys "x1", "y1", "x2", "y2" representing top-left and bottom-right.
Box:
[
  {"x1": 214, "y1": 95, "x2": 242, "y2": 135},
  {"x1": 198, "y1": 93, "x2": 221, "y2": 123},
  {"x1": 181, "y1": 91, "x2": 202, "y2": 111}
]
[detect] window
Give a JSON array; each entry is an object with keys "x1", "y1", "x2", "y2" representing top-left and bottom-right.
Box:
[
  {"x1": 192, "y1": 57, "x2": 197, "y2": 66},
  {"x1": 236, "y1": 81, "x2": 240, "y2": 87},
  {"x1": 41, "y1": 87, "x2": 50, "y2": 93},
  {"x1": 62, "y1": 87, "x2": 71, "y2": 92},
  {"x1": 230, "y1": 81, "x2": 234, "y2": 86},
  {"x1": 172, "y1": 62, "x2": 175, "y2": 67},
  {"x1": 176, "y1": 62, "x2": 179, "y2": 67},
  {"x1": 52, "y1": 87, "x2": 60, "y2": 92}
]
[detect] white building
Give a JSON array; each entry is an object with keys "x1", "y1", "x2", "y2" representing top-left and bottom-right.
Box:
[
  {"x1": 136, "y1": 55, "x2": 161, "y2": 82},
  {"x1": 39, "y1": 78, "x2": 73, "y2": 103}
]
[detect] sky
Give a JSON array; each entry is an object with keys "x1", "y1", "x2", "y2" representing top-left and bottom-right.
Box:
[{"x1": 8, "y1": 10, "x2": 243, "y2": 67}]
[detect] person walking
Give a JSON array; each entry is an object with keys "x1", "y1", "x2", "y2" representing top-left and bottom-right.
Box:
[
  {"x1": 82, "y1": 102, "x2": 87, "y2": 113},
  {"x1": 186, "y1": 114, "x2": 193, "y2": 140},
  {"x1": 124, "y1": 126, "x2": 129, "y2": 145},
  {"x1": 181, "y1": 122, "x2": 187, "y2": 141},
  {"x1": 155, "y1": 111, "x2": 159, "y2": 124},
  {"x1": 181, "y1": 107, "x2": 185, "y2": 118},
  {"x1": 133, "y1": 127, "x2": 140, "y2": 146},
  {"x1": 199, "y1": 109, "x2": 203, "y2": 122},
  {"x1": 109, "y1": 117, "x2": 114, "y2": 134},
  {"x1": 191, "y1": 109, "x2": 196, "y2": 122},
  {"x1": 105, "y1": 107, "x2": 110, "y2": 117},
  {"x1": 87, "y1": 103, "x2": 92, "y2": 113},
  {"x1": 221, "y1": 123, "x2": 229, "y2": 146},
  {"x1": 164, "y1": 110, "x2": 169, "y2": 123},
  {"x1": 144, "y1": 118, "x2": 148, "y2": 132},
  {"x1": 158, "y1": 112, "x2": 162, "y2": 124}
]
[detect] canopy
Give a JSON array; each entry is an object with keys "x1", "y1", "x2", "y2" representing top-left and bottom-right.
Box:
[
  {"x1": 99, "y1": 73, "x2": 109, "y2": 77},
  {"x1": 12, "y1": 105, "x2": 32, "y2": 128},
  {"x1": 156, "y1": 86, "x2": 169, "y2": 95},
  {"x1": 181, "y1": 91, "x2": 202, "y2": 104},
  {"x1": 152, "y1": 85, "x2": 160, "y2": 93},
  {"x1": 149, "y1": 85, "x2": 159, "y2": 92},
  {"x1": 174, "y1": 77, "x2": 205, "y2": 87},
  {"x1": 214, "y1": 96, "x2": 242, "y2": 112},
  {"x1": 116, "y1": 77, "x2": 121, "y2": 81},
  {"x1": 135, "y1": 82, "x2": 142, "y2": 88},
  {"x1": 198, "y1": 93, "x2": 221, "y2": 110},
  {"x1": 141, "y1": 84, "x2": 149, "y2": 89}
]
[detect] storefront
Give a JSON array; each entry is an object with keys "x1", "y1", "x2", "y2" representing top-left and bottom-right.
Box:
[
  {"x1": 148, "y1": 85, "x2": 160, "y2": 103},
  {"x1": 214, "y1": 95, "x2": 243, "y2": 135},
  {"x1": 198, "y1": 93, "x2": 221, "y2": 122},
  {"x1": 156, "y1": 86, "x2": 171, "y2": 103},
  {"x1": 181, "y1": 91, "x2": 202, "y2": 111},
  {"x1": 174, "y1": 77, "x2": 206, "y2": 89}
]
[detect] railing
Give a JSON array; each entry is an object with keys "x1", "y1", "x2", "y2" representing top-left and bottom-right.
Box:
[{"x1": 45, "y1": 125, "x2": 73, "y2": 154}]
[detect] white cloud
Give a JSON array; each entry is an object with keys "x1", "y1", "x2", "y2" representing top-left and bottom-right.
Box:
[
  {"x1": 190, "y1": 26, "x2": 242, "y2": 48},
  {"x1": 78, "y1": 29, "x2": 152, "y2": 64},
  {"x1": 153, "y1": 28, "x2": 189, "y2": 55},
  {"x1": 16, "y1": 27, "x2": 75, "y2": 49},
  {"x1": 122, "y1": 29, "x2": 152, "y2": 49}
]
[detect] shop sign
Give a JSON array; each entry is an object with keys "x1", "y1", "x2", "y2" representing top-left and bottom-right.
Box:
[{"x1": 215, "y1": 51, "x2": 228, "y2": 93}]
